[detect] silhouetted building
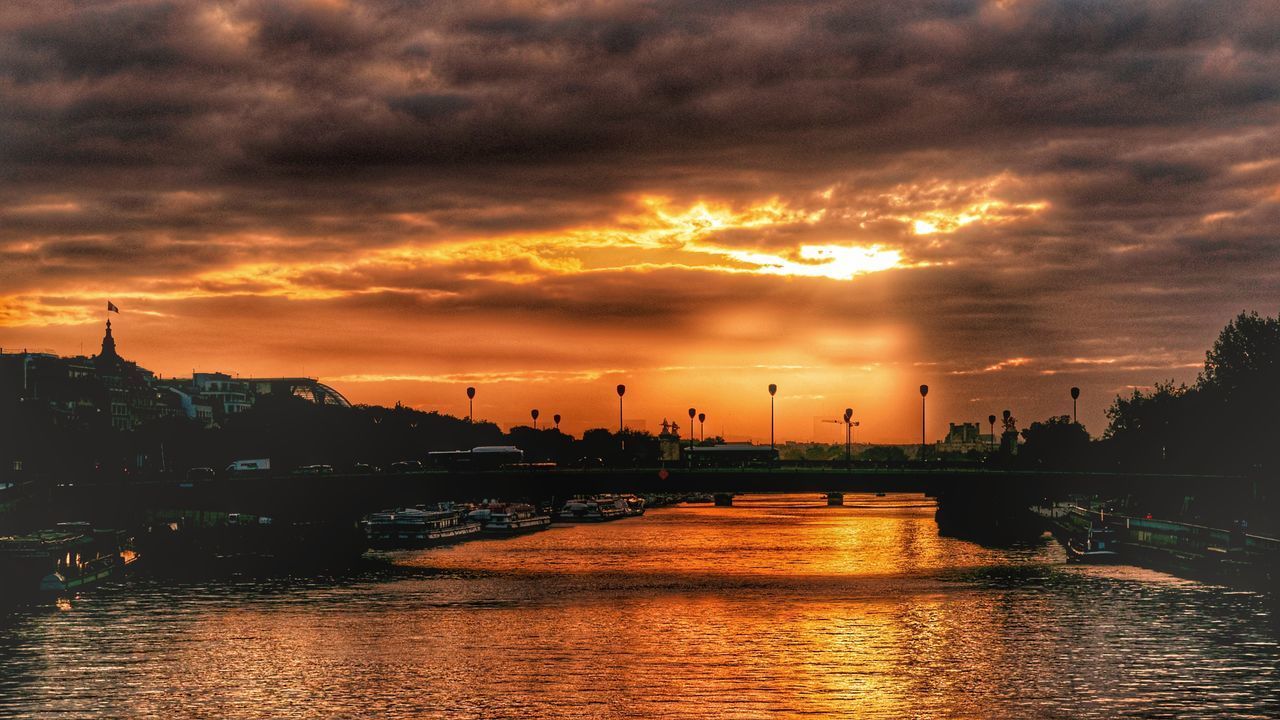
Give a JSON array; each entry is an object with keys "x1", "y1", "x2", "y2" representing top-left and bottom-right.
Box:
[
  {"x1": 1, "y1": 321, "x2": 163, "y2": 430},
  {"x1": 93, "y1": 320, "x2": 165, "y2": 430},
  {"x1": 2, "y1": 321, "x2": 351, "y2": 431},
  {"x1": 935, "y1": 422, "x2": 996, "y2": 454}
]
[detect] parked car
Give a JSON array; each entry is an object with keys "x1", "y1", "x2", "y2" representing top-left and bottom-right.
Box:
[
  {"x1": 388, "y1": 460, "x2": 424, "y2": 473},
  {"x1": 291, "y1": 464, "x2": 335, "y2": 475}
]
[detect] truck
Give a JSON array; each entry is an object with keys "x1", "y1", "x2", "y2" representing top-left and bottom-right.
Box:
[{"x1": 225, "y1": 458, "x2": 271, "y2": 474}]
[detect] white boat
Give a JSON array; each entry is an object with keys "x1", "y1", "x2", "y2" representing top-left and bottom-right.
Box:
[
  {"x1": 365, "y1": 506, "x2": 482, "y2": 549},
  {"x1": 468, "y1": 503, "x2": 553, "y2": 535},
  {"x1": 557, "y1": 495, "x2": 629, "y2": 522}
]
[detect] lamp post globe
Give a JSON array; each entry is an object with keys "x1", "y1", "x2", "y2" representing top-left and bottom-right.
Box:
[
  {"x1": 531, "y1": 408, "x2": 539, "y2": 429},
  {"x1": 919, "y1": 385, "x2": 929, "y2": 458},
  {"x1": 553, "y1": 413, "x2": 561, "y2": 430},
  {"x1": 466, "y1": 386, "x2": 476, "y2": 422},
  {"x1": 768, "y1": 383, "x2": 778, "y2": 453},
  {"x1": 1070, "y1": 386, "x2": 1081, "y2": 423}
]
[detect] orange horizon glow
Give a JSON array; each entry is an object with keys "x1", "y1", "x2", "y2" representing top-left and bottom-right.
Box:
[{"x1": 0, "y1": 182, "x2": 1215, "y2": 443}]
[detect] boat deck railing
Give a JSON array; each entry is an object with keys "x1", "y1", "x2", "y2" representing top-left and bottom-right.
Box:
[{"x1": 1065, "y1": 505, "x2": 1280, "y2": 556}]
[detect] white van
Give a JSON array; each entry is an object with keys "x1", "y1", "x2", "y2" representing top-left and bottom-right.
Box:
[{"x1": 226, "y1": 458, "x2": 271, "y2": 473}]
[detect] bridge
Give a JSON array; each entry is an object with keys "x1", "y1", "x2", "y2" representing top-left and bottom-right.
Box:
[{"x1": 17, "y1": 466, "x2": 1265, "y2": 534}]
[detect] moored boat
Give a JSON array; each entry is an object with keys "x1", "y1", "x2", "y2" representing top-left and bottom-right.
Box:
[
  {"x1": 1066, "y1": 524, "x2": 1120, "y2": 563},
  {"x1": 1, "y1": 523, "x2": 139, "y2": 597},
  {"x1": 621, "y1": 494, "x2": 646, "y2": 516},
  {"x1": 468, "y1": 502, "x2": 553, "y2": 535},
  {"x1": 557, "y1": 495, "x2": 629, "y2": 522},
  {"x1": 364, "y1": 506, "x2": 482, "y2": 549}
]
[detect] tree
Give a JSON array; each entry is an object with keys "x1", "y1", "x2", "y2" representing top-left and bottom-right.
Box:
[
  {"x1": 1020, "y1": 415, "x2": 1090, "y2": 468},
  {"x1": 1198, "y1": 311, "x2": 1280, "y2": 469},
  {"x1": 1200, "y1": 311, "x2": 1280, "y2": 398},
  {"x1": 1102, "y1": 381, "x2": 1200, "y2": 470},
  {"x1": 859, "y1": 445, "x2": 908, "y2": 463},
  {"x1": 1098, "y1": 311, "x2": 1280, "y2": 472}
]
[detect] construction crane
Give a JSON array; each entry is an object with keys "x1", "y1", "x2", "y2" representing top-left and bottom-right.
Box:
[{"x1": 821, "y1": 408, "x2": 860, "y2": 465}]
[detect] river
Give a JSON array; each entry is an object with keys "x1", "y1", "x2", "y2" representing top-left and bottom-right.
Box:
[{"x1": 2, "y1": 493, "x2": 1277, "y2": 718}]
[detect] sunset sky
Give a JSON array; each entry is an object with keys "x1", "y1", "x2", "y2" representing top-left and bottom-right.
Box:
[{"x1": 2, "y1": 0, "x2": 1278, "y2": 442}]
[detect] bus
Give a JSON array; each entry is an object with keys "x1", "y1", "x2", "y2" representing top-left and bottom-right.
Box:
[
  {"x1": 685, "y1": 444, "x2": 779, "y2": 468},
  {"x1": 427, "y1": 446, "x2": 525, "y2": 471}
]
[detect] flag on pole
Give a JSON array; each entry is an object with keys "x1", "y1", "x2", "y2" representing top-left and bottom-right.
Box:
[{"x1": 107, "y1": 301, "x2": 119, "y2": 313}]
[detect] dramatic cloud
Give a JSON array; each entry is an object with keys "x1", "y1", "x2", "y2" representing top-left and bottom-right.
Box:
[{"x1": 2, "y1": 0, "x2": 1279, "y2": 440}]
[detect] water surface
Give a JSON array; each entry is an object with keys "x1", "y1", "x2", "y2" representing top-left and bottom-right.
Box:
[{"x1": 2, "y1": 493, "x2": 1277, "y2": 718}]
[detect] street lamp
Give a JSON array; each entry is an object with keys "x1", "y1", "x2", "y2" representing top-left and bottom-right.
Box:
[
  {"x1": 688, "y1": 407, "x2": 697, "y2": 451},
  {"x1": 1070, "y1": 386, "x2": 1080, "y2": 424},
  {"x1": 698, "y1": 412, "x2": 706, "y2": 441},
  {"x1": 616, "y1": 384, "x2": 627, "y2": 456},
  {"x1": 466, "y1": 386, "x2": 476, "y2": 423},
  {"x1": 616, "y1": 384, "x2": 626, "y2": 433},
  {"x1": 531, "y1": 408, "x2": 539, "y2": 430},
  {"x1": 919, "y1": 384, "x2": 929, "y2": 460},
  {"x1": 844, "y1": 407, "x2": 853, "y2": 466},
  {"x1": 553, "y1": 413, "x2": 561, "y2": 430},
  {"x1": 988, "y1": 414, "x2": 997, "y2": 452},
  {"x1": 768, "y1": 383, "x2": 777, "y2": 452}
]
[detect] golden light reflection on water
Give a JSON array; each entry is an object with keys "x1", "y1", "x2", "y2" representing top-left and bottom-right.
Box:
[{"x1": 3, "y1": 494, "x2": 1277, "y2": 719}]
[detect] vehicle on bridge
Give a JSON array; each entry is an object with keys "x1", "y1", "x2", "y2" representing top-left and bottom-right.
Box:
[
  {"x1": 388, "y1": 460, "x2": 425, "y2": 474},
  {"x1": 226, "y1": 458, "x2": 271, "y2": 474},
  {"x1": 685, "y1": 443, "x2": 779, "y2": 467},
  {"x1": 427, "y1": 446, "x2": 525, "y2": 471},
  {"x1": 291, "y1": 464, "x2": 335, "y2": 476}
]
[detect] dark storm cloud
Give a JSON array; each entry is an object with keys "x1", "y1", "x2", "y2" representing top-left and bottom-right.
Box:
[{"x1": 3, "y1": 0, "x2": 1280, "y2": 432}]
